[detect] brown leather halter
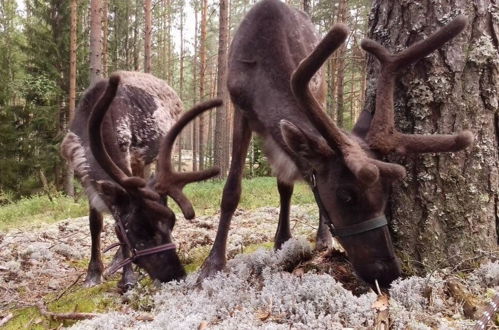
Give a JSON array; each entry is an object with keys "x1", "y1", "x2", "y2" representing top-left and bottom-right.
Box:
[
  {"x1": 104, "y1": 208, "x2": 177, "y2": 275},
  {"x1": 309, "y1": 172, "x2": 388, "y2": 238}
]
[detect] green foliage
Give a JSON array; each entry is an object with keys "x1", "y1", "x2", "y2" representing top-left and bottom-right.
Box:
[
  {"x1": 0, "y1": 177, "x2": 314, "y2": 230},
  {"x1": 0, "y1": 192, "x2": 87, "y2": 231},
  {"x1": 171, "y1": 177, "x2": 314, "y2": 217},
  {"x1": 4, "y1": 281, "x2": 120, "y2": 329}
]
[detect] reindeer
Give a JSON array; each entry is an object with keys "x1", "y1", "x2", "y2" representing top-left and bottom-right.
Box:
[
  {"x1": 61, "y1": 71, "x2": 219, "y2": 289},
  {"x1": 198, "y1": 0, "x2": 473, "y2": 287}
]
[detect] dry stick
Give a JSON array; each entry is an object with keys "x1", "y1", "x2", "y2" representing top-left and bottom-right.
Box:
[
  {"x1": 0, "y1": 313, "x2": 13, "y2": 327},
  {"x1": 48, "y1": 273, "x2": 84, "y2": 303},
  {"x1": 37, "y1": 303, "x2": 99, "y2": 321},
  {"x1": 373, "y1": 279, "x2": 390, "y2": 330}
]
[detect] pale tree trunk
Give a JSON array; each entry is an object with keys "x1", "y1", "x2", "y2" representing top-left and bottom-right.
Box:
[
  {"x1": 64, "y1": 0, "x2": 78, "y2": 196},
  {"x1": 132, "y1": 0, "x2": 140, "y2": 71},
  {"x1": 198, "y1": 0, "x2": 208, "y2": 170},
  {"x1": 364, "y1": 0, "x2": 499, "y2": 273},
  {"x1": 144, "y1": 0, "x2": 152, "y2": 73},
  {"x1": 326, "y1": 0, "x2": 338, "y2": 121},
  {"x1": 213, "y1": 0, "x2": 229, "y2": 177},
  {"x1": 90, "y1": 0, "x2": 103, "y2": 84},
  {"x1": 222, "y1": 0, "x2": 233, "y2": 172},
  {"x1": 335, "y1": 0, "x2": 347, "y2": 127},
  {"x1": 178, "y1": 7, "x2": 185, "y2": 172},
  {"x1": 167, "y1": 0, "x2": 173, "y2": 81},
  {"x1": 192, "y1": 5, "x2": 199, "y2": 171},
  {"x1": 101, "y1": 0, "x2": 108, "y2": 76}
]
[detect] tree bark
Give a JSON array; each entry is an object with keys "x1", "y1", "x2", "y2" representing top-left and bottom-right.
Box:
[
  {"x1": 198, "y1": 0, "x2": 208, "y2": 170},
  {"x1": 132, "y1": 0, "x2": 140, "y2": 71},
  {"x1": 192, "y1": 4, "x2": 199, "y2": 171},
  {"x1": 64, "y1": 0, "x2": 78, "y2": 197},
  {"x1": 364, "y1": 0, "x2": 499, "y2": 273},
  {"x1": 213, "y1": 0, "x2": 229, "y2": 177},
  {"x1": 144, "y1": 0, "x2": 152, "y2": 73},
  {"x1": 101, "y1": 0, "x2": 108, "y2": 76},
  {"x1": 335, "y1": 0, "x2": 347, "y2": 128},
  {"x1": 178, "y1": 6, "x2": 184, "y2": 172},
  {"x1": 89, "y1": 0, "x2": 103, "y2": 84}
]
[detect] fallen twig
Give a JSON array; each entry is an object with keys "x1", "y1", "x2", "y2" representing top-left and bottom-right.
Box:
[
  {"x1": 0, "y1": 313, "x2": 13, "y2": 327},
  {"x1": 49, "y1": 273, "x2": 84, "y2": 303},
  {"x1": 37, "y1": 303, "x2": 98, "y2": 321}
]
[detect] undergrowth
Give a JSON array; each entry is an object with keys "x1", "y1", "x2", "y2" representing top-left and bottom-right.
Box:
[
  {"x1": 4, "y1": 281, "x2": 120, "y2": 329},
  {"x1": 0, "y1": 177, "x2": 314, "y2": 231}
]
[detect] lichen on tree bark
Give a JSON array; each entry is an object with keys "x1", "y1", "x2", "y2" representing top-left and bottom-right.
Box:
[{"x1": 363, "y1": 0, "x2": 499, "y2": 273}]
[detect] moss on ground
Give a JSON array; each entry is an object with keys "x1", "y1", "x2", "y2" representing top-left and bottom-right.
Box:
[{"x1": 3, "y1": 281, "x2": 120, "y2": 329}]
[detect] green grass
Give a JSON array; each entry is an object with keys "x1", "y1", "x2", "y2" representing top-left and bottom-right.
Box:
[
  {"x1": 0, "y1": 177, "x2": 314, "y2": 231},
  {"x1": 0, "y1": 193, "x2": 87, "y2": 231},
  {"x1": 176, "y1": 176, "x2": 314, "y2": 216}
]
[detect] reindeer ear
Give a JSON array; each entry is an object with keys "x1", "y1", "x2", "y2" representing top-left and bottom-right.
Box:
[
  {"x1": 97, "y1": 180, "x2": 127, "y2": 199},
  {"x1": 280, "y1": 120, "x2": 334, "y2": 164}
]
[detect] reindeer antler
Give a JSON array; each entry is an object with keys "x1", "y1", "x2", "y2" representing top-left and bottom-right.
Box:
[
  {"x1": 88, "y1": 74, "x2": 171, "y2": 216},
  {"x1": 155, "y1": 99, "x2": 222, "y2": 219},
  {"x1": 88, "y1": 74, "x2": 141, "y2": 186},
  {"x1": 362, "y1": 16, "x2": 473, "y2": 155},
  {"x1": 291, "y1": 24, "x2": 406, "y2": 185}
]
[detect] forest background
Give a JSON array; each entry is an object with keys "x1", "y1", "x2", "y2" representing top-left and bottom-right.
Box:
[{"x1": 0, "y1": 0, "x2": 368, "y2": 199}]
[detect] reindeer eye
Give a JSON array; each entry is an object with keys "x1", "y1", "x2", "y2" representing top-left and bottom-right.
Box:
[{"x1": 337, "y1": 188, "x2": 355, "y2": 205}]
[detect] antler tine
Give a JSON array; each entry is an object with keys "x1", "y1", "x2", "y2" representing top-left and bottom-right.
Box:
[
  {"x1": 362, "y1": 16, "x2": 473, "y2": 155},
  {"x1": 156, "y1": 99, "x2": 222, "y2": 219},
  {"x1": 291, "y1": 24, "x2": 381, "y2": 185},
  {"x1": 88, "y1": 74, "x2": 139, "y2": 188}
]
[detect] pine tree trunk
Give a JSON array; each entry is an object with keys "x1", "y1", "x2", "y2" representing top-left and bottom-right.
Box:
[
  {"x1": 64, "y1": 0, "x2": 78, "y2": 197},
  {"x1": 132, "y1": 0, "x2": 140, "y2": 71},
  {"x1": 144, "y1": 0, "x2": 152, "y2": 73},
  {"x1": 90, "y1": 0, "x2": 102, "y2": 84},
  {"x1": 101, "y1": 0, "x2": 108, "y2": 76},
  {"x1": 198, "y1": 0, "x2": 208, "y2": 170},
  {"x1": 364, "y1": 0, "x2": 499, "y2": 273},
  {"x1": 192, "y1": 5, "x2": 199, "y2": 171},
  {"x1": 178, "y1": 8, "x2": 184, "y2": 172},
  {"x1": 214, "y1": 0, "x2": 229, "y2": 178},
  {"x1": 335, "y1": 0, "x2": 347, "y2": 127}
]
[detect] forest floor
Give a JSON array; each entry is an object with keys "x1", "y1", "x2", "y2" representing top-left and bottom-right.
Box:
[{"x1": 0, "y1": 203, "x2": 498, "y2": 329}]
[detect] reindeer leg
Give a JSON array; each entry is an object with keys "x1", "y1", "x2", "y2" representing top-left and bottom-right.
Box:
[
  {"x1": 315, "y1": 210, "x2": 332, "y2": 251},
  {"x1": 198, "y1": 110, "x2": 251, "y2": 281},
  {"x1": 84, "y1": 205, "x2": 104, "y2": 287},
  {"x1": 274, "y1": 179, "x2": 293, "y2": 250}
]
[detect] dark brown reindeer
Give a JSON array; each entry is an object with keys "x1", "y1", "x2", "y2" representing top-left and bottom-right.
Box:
[
  {"x1": 61, "y1": 71, "x2": 219, "y2": 289},
  {"x1": 199, "y1": 0, "x2": 472, "y2": 287}
]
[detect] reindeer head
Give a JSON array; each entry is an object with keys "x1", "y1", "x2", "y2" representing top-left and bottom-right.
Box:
[
  {"x1": 280, "y1": 17, "x2": 472, "y2": 287},
  {"x1": 88, "y1": 75, "x2": 220, "y2": 282}
]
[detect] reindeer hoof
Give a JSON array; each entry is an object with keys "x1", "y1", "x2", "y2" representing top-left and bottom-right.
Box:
[
  {"x1": 83, "y1": 273, "x2": 103, "y2": 287},
  {"x1": 274, "y1": 237, "x2": 291, "y2": 251},
  {"x1": 197, "y1": 258, "x2": 225, "y2": 285}
]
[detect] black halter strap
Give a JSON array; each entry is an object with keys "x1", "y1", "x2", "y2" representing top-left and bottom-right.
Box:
[
  {"x1": 309, "y1": 172, "x2": 388, "y2": 238},
  {"x1": 104, "y1": 210, "x2": 177, "y2": 275}
]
